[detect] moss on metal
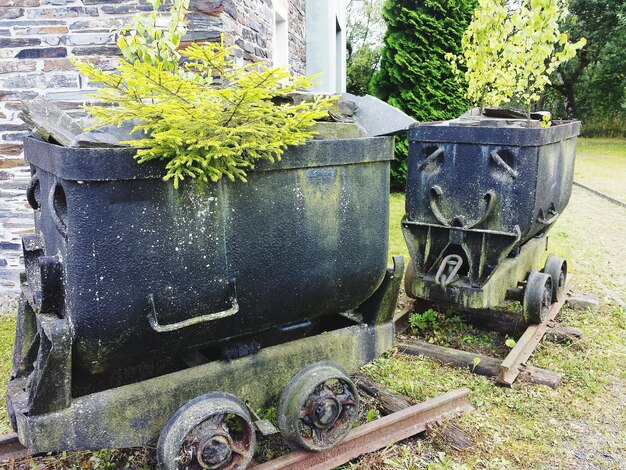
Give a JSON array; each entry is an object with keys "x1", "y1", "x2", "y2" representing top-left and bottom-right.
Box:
[{"x1": 15, "y1": 322, "x2": 394, "y2": 453}]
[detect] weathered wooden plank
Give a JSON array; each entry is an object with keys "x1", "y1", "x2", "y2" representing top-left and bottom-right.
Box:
[
  {"x1": 544, "y1": 326, "x2": 583, "y2": 343},
  {"x1": 566, "y1": 292, "x2": 600, "y2": 311},
  {"x1": 497, "y1": 276, "x2": 574, "y2": 385},
  {"x1": 398, "y1": 339, "x2": 562, "y2": 389},
  {"x1": 426, "y1": 422, "x2": 473, "y2": 451},
  {"x1": 353, "y1": 373, "x2": 413, "y2": 415},
  {"x1": 0, "y1": 433, "x2": 30, "y2": 464}
]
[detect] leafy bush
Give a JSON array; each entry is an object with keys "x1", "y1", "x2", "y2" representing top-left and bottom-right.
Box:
[
  {"x1": 580, "y1": 116, "x2": 626, "y2": 138},
  {"x1": 73, "y1": 0, "x2": 335, "y2": 188},
  {"x1": 553, "y1": 0, "x2": 626, "y2": 123},
  {"x1": 372, "y1": 0, "x2": 475, "y2": 122},
  {"x1": 449, "y1": 0, "x2": 586, "y2": 112},
  {"x1": 347, "y1": 46, "x2": 381, "y2": 96},
  {"x1": 346, "y1": 0, "x2": 385, "y2": 96}
]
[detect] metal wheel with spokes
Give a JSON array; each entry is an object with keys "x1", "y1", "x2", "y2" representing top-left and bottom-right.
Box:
[
  {"x1": 157, "y1": 392, "x2": 256, "y2": 470},
  {"x1": 277, "y1": 361, "x2": 359, "y2": 452}
]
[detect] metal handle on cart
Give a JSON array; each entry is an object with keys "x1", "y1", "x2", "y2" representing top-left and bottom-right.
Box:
[
  {"x1": 27, "y1": 174, "x2": 40, "y2": 210},
  {"x1": 490, "y1": 150, "x2": 518, "y2": 179},
  {"x1": 429, "y1": 186, "x2": 496, "y2": 229},
  {"x1": 147, "y1": 283, "x2": 239, "y2": 333},
  {"x1": 418, "y1": 147, "x2": 444, "y2": 171},
  {"x1": 537, "y1": 208, "x2": 559, "y2": 225},
  {"x1": 48, "y1": 182, "x2": 68, "y2": 239}
]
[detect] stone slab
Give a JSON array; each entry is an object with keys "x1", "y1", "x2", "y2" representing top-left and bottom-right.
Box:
[
  {"x1": 566, "y1": 293, "x2": 600, "y2": 311},
  {"x1": 343, "y1": 93, "x2": 418, "y2": 137}
]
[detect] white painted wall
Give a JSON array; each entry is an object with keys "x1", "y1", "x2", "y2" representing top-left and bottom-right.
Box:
[
  {"x1": 273, "y1": 0, "x2": 290, "y2": 68},
  {"x1": 305, "y1": 0, "x2": 347, "y2": 93}
]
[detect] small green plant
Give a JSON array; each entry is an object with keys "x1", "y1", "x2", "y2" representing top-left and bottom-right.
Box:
[
  {"x1": 116, "y1": 0, "x2": 188, "y2": 70},
  {"x1": 366, "y1": 408, "x2": 379, "y2": 422},
  {"x1": 408, "y1": 309, "x2": 439, "y2": 334},
  {"x1": 73, "y1": 0, "x2": 335, "y2": 188},
  {"x1": 449, "y1": 0, "x2": 586, "y2": 114},
  {"x1": 256, "y1": 406, "x2": 277, "y2": 423},
  {"x1": 505, "y1": 338, "x2": 517, "y2": 348}
]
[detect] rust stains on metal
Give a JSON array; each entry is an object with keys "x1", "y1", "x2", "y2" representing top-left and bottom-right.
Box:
[{"x1": 253, "y1": 388, "x2": 473, "y2": 470}]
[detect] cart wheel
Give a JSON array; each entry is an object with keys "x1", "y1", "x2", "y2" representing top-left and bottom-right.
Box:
[
  {"x1": 404, "y1": 260, "x2": 417, "y2": 299},
  {"x1": 523, "y1": 270, "x2": 553, "y2": 324},
  {"x1": 542, "y1": 254, "x2": 567, "y2": 302},
  {"x1": 157, "y1": 392, "x2": 256, "y2": 470},
  {"x1": 277, "y1": 361, "x2": 359, "y2": 451}
]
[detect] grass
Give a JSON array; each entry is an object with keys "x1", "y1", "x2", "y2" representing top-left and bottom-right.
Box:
[
  {"x1": 389, "y1": 192, "x2": 408, "y2": 263},
  {"x1": 574, "y1": 138, "x2": 626, "y2": 202},
  {"x1": 0, "y1": 139, "x2": 625, "y2": 468},
  {"x1": 0, "y1": 319, "x2": 14, "y2": 431}
]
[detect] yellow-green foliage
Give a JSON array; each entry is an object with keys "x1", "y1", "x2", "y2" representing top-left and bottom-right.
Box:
[
  {"x1": 449, "y1": 0, "x2": 586, "y2": 110},
  {"x1": 116, "y1": 0, "x2": 188, "y2": 70},
  {"x1": 73, "y1": 0, "x2": 335, "y2": 188}
]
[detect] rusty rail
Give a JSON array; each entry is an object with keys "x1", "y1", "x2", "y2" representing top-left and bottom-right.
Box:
[
  {"x1": 0, "y1": 433, "x2": 29, "y2": 464},
  {"x1": 253, "y1": 388, "x2": 473, "y2": 470},
  {"x1": 497, "y1": 275, "x2": 574, "y2": 385}
]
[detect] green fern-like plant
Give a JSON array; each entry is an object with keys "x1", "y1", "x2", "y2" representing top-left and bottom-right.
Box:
[{"x1": 73, "y1": 0, "x2": 335, "y2": 188}]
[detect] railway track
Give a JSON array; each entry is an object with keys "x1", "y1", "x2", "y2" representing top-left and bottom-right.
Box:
[{"x1": 0, "y1": 389, "x2": 472, "y2": 468}]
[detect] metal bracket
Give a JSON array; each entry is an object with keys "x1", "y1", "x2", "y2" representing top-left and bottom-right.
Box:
[
  {"x1": 48, "y1": 181, "x2": 68, "y2": 239},
  {"x1": 418, "y1": 147, "x2": 444, "y2": 171},
  {"x1": 27, "y1": 314, "x2": 73, "y2": 415},
  {"x1": 537, "y1": 206, "x2": 559, "y2": 225},
  {"x1": 26, "y1": 173, "x2": 40, "y2": 210},
  {"x1": 430, "y1": 186, "x2": 496, "y2": 229}
]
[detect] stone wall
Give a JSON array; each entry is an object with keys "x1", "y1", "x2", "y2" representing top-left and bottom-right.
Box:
[{"x1": 0, "y1": 0, "x2": 306, "y2": 160}]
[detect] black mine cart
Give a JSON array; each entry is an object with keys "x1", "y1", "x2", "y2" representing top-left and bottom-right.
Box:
[
  {"x1": 7, "y1": 135, "x2": 403, "y2": 469},
  {"x1": 403, "y1": 119, "x2": 579, "y2": 323}
]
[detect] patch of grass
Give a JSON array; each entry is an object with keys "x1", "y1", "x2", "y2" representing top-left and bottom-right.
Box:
[
  {"x1": 389, "y1": 192, "x2": 409, "y2": 263},
  {"x1": 11, "y1": 447, "x2": 157, "y2": 469},
  {"x1": 581, "y1": 117, "x2": 626, "y2": 139},
  {"x1": 0, "y1": 316, "x2": 14, "y2": 435},
  {"x1": 407, "y1": 309, "x2": 508, "y2": 357},
  {"x1": 574, "y1": 137, "x2": 626, "y2": 201}
]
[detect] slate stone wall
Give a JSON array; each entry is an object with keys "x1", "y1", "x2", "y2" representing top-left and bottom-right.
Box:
[{"x1": 0, "y1": 0, "x2": 306, "y2": 160}]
